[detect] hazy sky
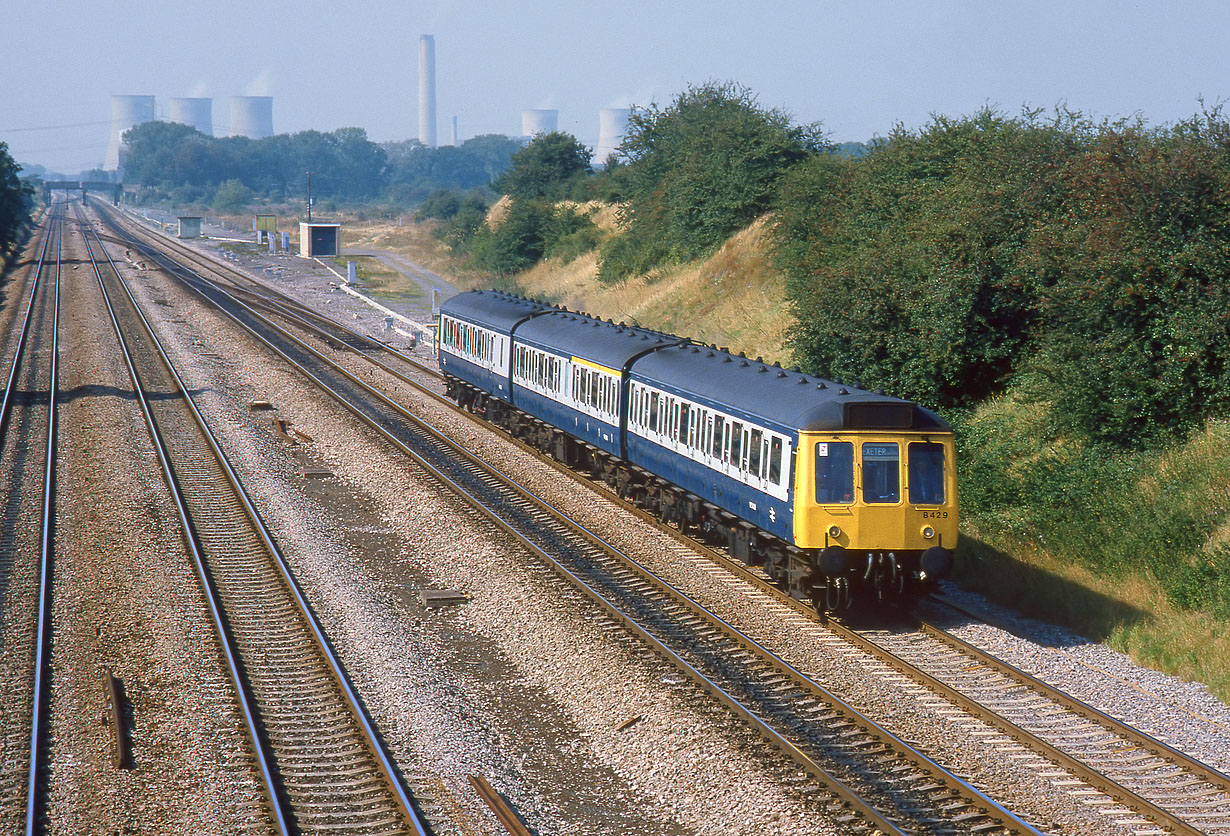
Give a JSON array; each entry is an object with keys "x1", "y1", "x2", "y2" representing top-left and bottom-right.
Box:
[{"x1": 5, "y1": 1, "x2": 1228, "y2": 173}]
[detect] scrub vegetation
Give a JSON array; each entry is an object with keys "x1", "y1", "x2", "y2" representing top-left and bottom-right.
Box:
[
  {"x1": 0, "y1": 141, "x2": 35, "y2": 262},
  {"x1": 407, "y1": 86, "x2": 1230, "y2": 698},
  {"x1": 120, "y1": 78, "x2": 1230, "y2": 695}
]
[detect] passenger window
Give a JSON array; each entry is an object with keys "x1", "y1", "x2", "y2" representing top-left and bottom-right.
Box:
[
  {"x1": 815, "y1": 442, "x2": 854, "y2": 504},
  {"x1": 650, "y1": 393, "x2": 659, "y2": 432},
  {"x1": 730, "y1": 422, "x2": 743, "y2": 466},
  {"x1": 769, "y1": 437, "x2": 783, "y2": 485},
  {"x1": 749, "y1": 429, "x2": 763, "y2": 476},
  {"x1": 712, "y1": 416, "x2": 724, "y2": 459},
  {"x1": 862, "y1": 443, "x2": 900, "y2": 504},
  {"x1": 908, "y1": 443, "x2": 946, "y2": 505}
]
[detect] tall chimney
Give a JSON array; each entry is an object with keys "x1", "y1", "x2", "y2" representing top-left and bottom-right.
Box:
[{"x1": 418, "y1": 35, "x2": 437, "y2": 148}]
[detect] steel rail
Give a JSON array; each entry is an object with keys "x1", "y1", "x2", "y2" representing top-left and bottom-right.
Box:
[
  {"x1": 341, "y1": 322, "x2": 1230, "y2": 836},
  {"x1": 80, "y1": 202, "x2": 431, "y2": 836},
  {"x1": 0, "y1": 201, "x2": 55, "y2": 452},
  {"x1": 198, "y1": 284, "x2": 1229, "y2": 831},
  {"x1": 103, "y1": 201, "x2": 1230, "y2": 835},
  {"x1": 153, "y1": 262, "x2": 914, "y2": 836},
  {"x1": 101, "y1": 209, "x2": 1057, "y2": 836},
  {"x1": 24, "y1": 202, "x2": 62, "y2": 836},
  {"x1": 78, "y1": 206, "x2": 293, "y2": 834},
  {"x1": 923, "y1": 598, "x2": 1230, "y2": 793}
]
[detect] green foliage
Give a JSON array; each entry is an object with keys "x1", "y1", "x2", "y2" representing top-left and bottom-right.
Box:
[
  {"x1": 384, "y1": 134, "x2": 520, "y2": 204},
  {"x1": 466, "y1": 200, "x2": 600, "y2": 275},
  {"x1": 0, "y1": 142, "x2": 34, "y2": 257},
  {"x1": 955, "y1": 404, "x2": 1230, "y2": 619},
  {"x1": 122, "y1": 124, "x2": 520, "y2": 207},
  {"x1": 495, "y1": 132, "x2": 592, "y2": 201},
  {"x1": 778, "y1": 107, "x2": 1230, "y2": 450},
  {"x1": 605, "y1": 80, "x2": 823, "y2": 281},
  {"x1": 542, "y1": 205, "x2": 602, "y2": 263},
  {"x1": 596, "y1": 222, "x2": 669, "y2": 284},
  {"x1": 416, "y1": 188, "x2": 488, "y2": 221},
  {"x1": 777, "y1": 108, "x2": 1078, "y2": 409},
  {"x1": 1018, "y1": 115, "x2": 1230, "y2": 446},
  {"x1": 469, "y1": 200, "x2": 553, "y2": 275},
  {"x1": 212, "y1": 178, "x2": 253, "y2": 214}
]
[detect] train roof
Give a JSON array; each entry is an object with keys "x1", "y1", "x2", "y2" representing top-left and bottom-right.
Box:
[
  {"x1": 633, "y1": 343, "x2": 951, "y2": 433},
  {"x1": 439, "y1": 289, "x2": 552, "y2": 332},
  {"x1": 515, "y1": 310, "x2": 681, "y2": 371}
]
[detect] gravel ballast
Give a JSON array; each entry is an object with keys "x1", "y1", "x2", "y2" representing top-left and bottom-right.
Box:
[{"x1": 50, "y1": 207, "x2": 1230, "y2": 835}]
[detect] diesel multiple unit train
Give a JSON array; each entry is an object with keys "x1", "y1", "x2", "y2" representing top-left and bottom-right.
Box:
[{"x1": 438, "y1": 290, "x2": 957, "y2": 611}]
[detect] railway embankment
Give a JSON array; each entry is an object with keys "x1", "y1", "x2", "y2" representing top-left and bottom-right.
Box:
[
  {"x1": 338, "y1": 206, "x2": 1230, "y2": 703},
  {"x1": 132, "y1": 193, "x2": 1230, "y2": 702}
]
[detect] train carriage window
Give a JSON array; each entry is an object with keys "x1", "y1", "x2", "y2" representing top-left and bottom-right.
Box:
[
  {"x1": 769, "y1": 437, "x2": 783, "y2": 485},
  {"x1": 729, "y1": 422, "x2": 742, "y2": 466},
  {"x1": 862, "y1": 443, "x2": 901, "y2": 504},
  {"x1": 749, "y1": 429, "x2": 763, "y2": 476},
  {"x1": 908, "y1": 443, "x2": 946, "y2": 505},
  {"x1": 681, "y1": 406, "x2": 692, "y2": 448},
  {"x1": 815, "y1": 442, "x2": 854, "y2": 504},
  {"x1": 713, "y1": 416, "x2": 725, "y2": 459},
  {"x1": 649, "y1": 392, "x2": 660, "y2": 433}
]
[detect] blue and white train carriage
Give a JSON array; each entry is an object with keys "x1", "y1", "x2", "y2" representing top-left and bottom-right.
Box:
[{"x1": 438, "y1": 290, "x2": 958, "y2": 611}]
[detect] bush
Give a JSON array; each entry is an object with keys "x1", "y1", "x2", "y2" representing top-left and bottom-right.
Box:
[
  {"x1": 612, "y1": 81, "x2": 822, "y2": 275},
  {"x1": 212, "y1": 179, "x2": 253, "y2": 214}
]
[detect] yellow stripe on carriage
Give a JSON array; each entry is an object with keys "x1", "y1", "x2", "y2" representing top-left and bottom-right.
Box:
[{"x1": 571, "y1": 356, "x2": 620, "y2": 376}]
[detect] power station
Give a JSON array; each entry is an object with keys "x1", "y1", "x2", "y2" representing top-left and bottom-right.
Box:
[
  {"x1": 418, "y1": 34, "x2": 437, "y2": 147},
  {"x1": 167, "y1": 97, "x2": 212, "y2": 136},
  {"x1": 521, "y1": 109, "x2": 558, "y2": 137},
  {"x1": 228, "y1": 96, "x2": 274, "y2": 139},
  {"x1": 99, "y1": 36, "x2": 635, "y2": 174},
  {"x1": 595, "y1": 108, "x2": 631, "y2": 164},
  {"x1": 104, "y1": 94, "x2": 155, "y2": 172}
]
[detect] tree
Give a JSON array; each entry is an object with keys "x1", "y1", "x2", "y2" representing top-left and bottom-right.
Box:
[
  {"x1": 0, "y1": 142, "x2": 34, "y2": 258},
  {"x1": 776, "y1": 108, "x2": 1078, "y2": 409},
  {"x1": 495, "y1": 132, "x2": 591, "y2": 201},
  {"x1": 603, "y1": 81, "x2": 822, "y2": 281},
  {"x1": 212, "y1": 178, "x2": 252, "y2": 214}
]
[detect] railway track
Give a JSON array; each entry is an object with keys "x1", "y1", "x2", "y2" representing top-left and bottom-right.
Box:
[
  {"x1": 96, "y1": 201, "x2": 1046, "y2": 835},
  {"x1": 177, "y1": 244, "x2": 1230, "y2": 834},
  {"x1": 75, "y1": 203, "x2": 434, "y2": 836},
  {"x1": 0, "y1": 203, "x2": 62, "y2": 836}
]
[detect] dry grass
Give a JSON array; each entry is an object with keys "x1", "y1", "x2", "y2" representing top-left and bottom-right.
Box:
[
  {"x1": 960, "y1": 419, "x2": 1230, "y2": 701},
  {"x1": 517, "y1": 216, "x2": 793, "y2": 362},
  {"x1": 961, "y1": 533, "x2": 1230, "y2": 701}
]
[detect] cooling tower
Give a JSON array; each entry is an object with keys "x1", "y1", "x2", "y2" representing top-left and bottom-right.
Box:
[
  {"x1": 168, "y1": 97, "x2": 213, "y2": 136},
  {"x1": 521, "y1": 109, "x2": 558, "y2": 138},
  {"x1": 595, "y1": 108, "x2": 631, "y2": 165},
  {"x1": 418, "y1": 35, "x2": 437, "y2": 148},
  {"x1": 228, "y1": 96, "x2": 274, "y2": 139},
  {"x1": 104, "y1": 94, "x2": 155, "y2": 171}
]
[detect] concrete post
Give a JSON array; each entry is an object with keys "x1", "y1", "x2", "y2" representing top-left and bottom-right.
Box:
[{"x1": 347, "y1": 261, "x2": 357, "y2": 285}]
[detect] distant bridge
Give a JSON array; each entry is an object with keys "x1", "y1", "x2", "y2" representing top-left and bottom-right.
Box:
[{"x1": 43, "y1": 180, "x2": 122, "y2": 204}]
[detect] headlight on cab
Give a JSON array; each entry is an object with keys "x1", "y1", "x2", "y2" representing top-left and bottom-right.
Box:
[
  {"x1": 828, "y1": 525, "x2": 841, "y2": 538},
  {"x1": 921, "y1": 526, "x2": 936, "y2": 540}
]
